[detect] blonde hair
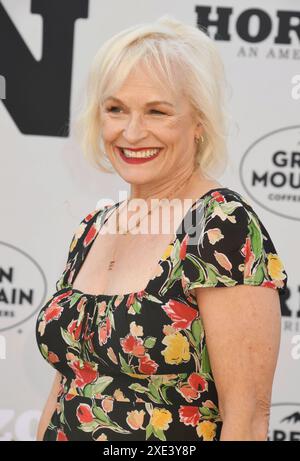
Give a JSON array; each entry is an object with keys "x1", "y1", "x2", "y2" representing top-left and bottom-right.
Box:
[{"x1": 74, "y1": 15, "x2": 231, "y2": 178}]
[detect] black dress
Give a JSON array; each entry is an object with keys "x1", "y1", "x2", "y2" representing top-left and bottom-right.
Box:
[{"x1": 35, "y1": 188, "x2": 288, "y2": 441}]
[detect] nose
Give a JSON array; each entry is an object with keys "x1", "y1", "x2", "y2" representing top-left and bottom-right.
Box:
[{"x1": 122, "y1": 113, "x2": 148, "y2": 143}]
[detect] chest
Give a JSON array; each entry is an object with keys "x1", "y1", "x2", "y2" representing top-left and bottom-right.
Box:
[{"x1": 72, "y1": 228, "x2": 177, "y2": 296}]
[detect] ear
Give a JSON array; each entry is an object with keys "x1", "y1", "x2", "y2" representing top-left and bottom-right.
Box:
[{"x1": 194, "y1": 121, "x2": 204, "y2": 139}]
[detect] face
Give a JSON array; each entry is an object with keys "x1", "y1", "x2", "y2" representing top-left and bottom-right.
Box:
[{"x1": 100, "y1": 62, "x2": 202, "y2": 193}]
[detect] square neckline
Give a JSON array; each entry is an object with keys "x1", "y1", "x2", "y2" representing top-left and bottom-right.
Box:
[{"x1": 67, "y1": 187, "x2": 229, "y2": 299}]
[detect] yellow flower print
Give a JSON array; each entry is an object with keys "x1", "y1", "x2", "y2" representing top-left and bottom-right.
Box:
[
  {"x1": 161, "y1": 332, "x2": 190, "y2": 365},
  {"x1": 196, "y1": 420, "x2": 217, "y2": 441},
  {"x1": 150, "y1": 408, "x2": 173, "y2": 431},
  {"x1": 267, "y1": 253, "x2": 286, "y2": 281},
  {"x1": 126, "y1": 373, "x2": 149, "y2": 380},
  {"x1": 161, "y1": 244, "x2": 174, "y2": 261},
  {"x1": 163, "y1": 324, "x2": 177, "y2": 335},
  {"x1": 70, "y1": 223, "x2": 86, "y2": 252},
  {"x1": 113, "y1": 388, "x2": 130, "y2": 402}
]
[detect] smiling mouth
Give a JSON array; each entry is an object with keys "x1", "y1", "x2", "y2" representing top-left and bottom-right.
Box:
[{"x1": 116, "y1": 146, "x2": 163, "y2": 159}]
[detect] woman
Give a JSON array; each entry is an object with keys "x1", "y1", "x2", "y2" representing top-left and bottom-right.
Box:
[{"x1": 35, "y1": 15, "x2": 288, "y2": 441}]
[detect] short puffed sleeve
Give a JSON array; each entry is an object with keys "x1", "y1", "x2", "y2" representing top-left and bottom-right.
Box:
[{"x1": 181, "y1": 189, "x2": 288, "y2": 297}]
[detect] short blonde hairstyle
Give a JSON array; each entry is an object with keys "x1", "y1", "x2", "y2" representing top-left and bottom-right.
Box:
[{"x1": 74, "y1": 15, "x2": 231, "y2": 178}]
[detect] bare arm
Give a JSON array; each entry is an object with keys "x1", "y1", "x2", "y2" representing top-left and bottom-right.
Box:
[
  {"x1": 36, "y1": 371, "x2": 62, "y2": 441},
  {"x1": 195, "y1": 284, "x2": 281, "y2": 441}
]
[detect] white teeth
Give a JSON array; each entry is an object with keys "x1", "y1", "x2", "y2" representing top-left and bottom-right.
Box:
[{"x1": 121, "y1": 148, "x2": 161, "y2": 158}]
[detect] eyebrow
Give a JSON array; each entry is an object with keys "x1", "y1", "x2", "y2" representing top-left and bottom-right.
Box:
[{"x1": 104, "y1": 96, "x2": 174, "y2": 107}]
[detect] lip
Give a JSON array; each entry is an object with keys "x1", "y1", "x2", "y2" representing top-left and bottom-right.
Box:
[
  {"x1": 115, "y1": 146, "x2": 162, "y2": 164},
  {"x1": 118, "y1": 146, "x2": 163, "y2": 151}
]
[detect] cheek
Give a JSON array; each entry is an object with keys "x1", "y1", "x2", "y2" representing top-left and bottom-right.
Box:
[{"x1": 101, "y1": 120, "x2": 119, "y2": 141}]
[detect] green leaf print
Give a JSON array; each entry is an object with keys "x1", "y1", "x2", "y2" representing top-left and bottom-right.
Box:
[
  {"x1": 219, "y1": 201, "x2": 243, "y2": 215},
  {"x1": 245, "y1": 261, "x2": 265, "y2": 285},
  {"x1": 146, "y1": 424, "x2": 154, "y2": 440},
  {"x1": 201, "y1": 345, "x2": 211, "y2": 374},
  {"x1": 248, "y1": 217, "x2": 263, "y2": 259},
  {"x1": 154, "y1": 427, "x2": 167, "y2": 441},
  {"x1": 92, "y1": 405, "x2": 112, "y2": 423},
  {"x1": 132, "y1": 300, "x2": 142, "y2": 314},
  {"x1": 145, "y1": 294, "x2": 163, "y2": 304},
  {"x1": 191, "y1": 318, "x2": 203, "y2": 345},
  {"x1": 79, "y1": 420, "x2": 100, "y2": 432},
  {"x1": 129, "y1": 383, "x2": 163, "y2": 404},
  {"x1": 83, "y1": 376, "x2": 114, "y2": 397},
  {"x1": 148, "y1": 383, "x2": 164, "y2": 403},
  {"x1": 215, "y1": 274, "x2": 238, "y2": 287},
  {"x1": 185, "y1": 330, "x2": 197, "y2": 348},
  {"x1": 68, "y1": 291, "x2": 84, "y2": 309},
  {"x1": 40, "y1": 344, "x2": 48, "y2": 360},
  {"x1": 199, "y1": 406, "x2": 211, "y2": 417},
  {"x1": 119, "y1": 353, "x2": 134, "y2": 374},
  {"x1": 128, "y1": 383, "x2": 148, "y2": 394},
  {"x1": 144, "y1": 337, "x2": 157, "y2": 348},
  {"x1": 185, "y1": 253, "x2": 206, "y2": 283},
  {"x1": 170, "y1": 239, "x2": 181, "y2": 262},
  {"x1": 205, "y1": 264, "x2": 219, "y2": 285},
  {"x1": 159, "y1": 385, "x2": 173, "y2": 405},
  {"x1": 60, "y1": 327, "x2": 79, "y2": 349}
]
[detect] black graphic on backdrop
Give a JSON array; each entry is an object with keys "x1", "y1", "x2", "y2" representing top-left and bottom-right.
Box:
[{"x1": 0, "y1": 0, "x2": 89, "y2": 136}]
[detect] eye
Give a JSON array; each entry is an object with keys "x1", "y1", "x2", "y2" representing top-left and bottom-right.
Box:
[
  {"x1": 105, "y1": 106, "x2": 121, "y2": 113},
  {"x1": 150, "y1": 109, "x2": 165, "y2": 115}
]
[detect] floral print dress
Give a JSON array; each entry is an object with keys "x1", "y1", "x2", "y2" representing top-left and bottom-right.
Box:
[{"x1": 35, "y1": 188, "x2": 288, "y2": 441}]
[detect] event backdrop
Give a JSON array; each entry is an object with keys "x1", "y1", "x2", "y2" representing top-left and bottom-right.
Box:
[{"x1": 0, "y1": 0, "x2": 299, "y2": 441}]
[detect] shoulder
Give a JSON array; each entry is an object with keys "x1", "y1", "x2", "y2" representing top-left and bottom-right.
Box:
[
  {"x1": 68, "y1": 205, "x2": 110, "y2": 256},
  {"x1": 181, "y1": 187, "x2": 288, "y2": 295},
  {"x1": 197, "y1": 187, "x2": 264, "y2": 238}
]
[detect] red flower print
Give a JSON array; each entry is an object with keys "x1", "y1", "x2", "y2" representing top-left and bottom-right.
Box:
[
  {"x1": 84, "y1": 210, "x2": 98, "y2": 223},
  {"x1": 126, "y1": 293, "x2": 136, "y2": 308},
  {"x1": 241, "y1": 236, "x2": 255, "y2": 278},
  {"x1": 120, "y1": 334, "x2": 145, "y2": 357},
  {"x1": 262, "y1": 280, "x2": 276, "y2": 289},
  {"x1": 188, "y1": 373, "x2": 208, "y2": 393},
  {"x1": 138, "y1": 354, "x2": 159, "y2": 374},
  {"x1": 162, "y1": 300, "x2": 198, "y2": 330},
  {"x1": 44, "y1": 304, "x2": 63, "y2": 323},
  {"x1": 179, "y1": 234, "x2": 188, "y2": 260},
  {"x1": 67, "y1": 319, "x2": 83, "y2": 341},
  {"x1": 52, "y1": 290, "x2": 73, "y2": 304},
  {"x1": 76, "y1": 403, "x2": 94, "y2": 423},
  {"x1": 98, "y1": 316, "x2": 112, "y2": 345},
  {"x1": 211, "y1": 191, "x2": 225, "y2": 203},
  {"x1": 56, "y1": 429, "x2": 68, "y2": 441},
  {"x1": 48, "y1": 351, "x2": 59, "y2": 364},
  {"x1": 177, "y1": 384, "x2": 199, "y2": 402},
  {"x1": 179, "y1": 405, "x2": 200, "y2": 427},
  {"x1": 69, "y1": 360, "x2": 98, "y2": 388},
  {"x1": 83, "y1": 223, "x2": 98, "y2": 247},
  {"x1": 178, "y1": 374, "x2": 208, "y2": 402}
]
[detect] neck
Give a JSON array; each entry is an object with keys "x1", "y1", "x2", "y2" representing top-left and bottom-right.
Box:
[{"x1": 128, "y1": 168, "x2": 206, "y2": 202}]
